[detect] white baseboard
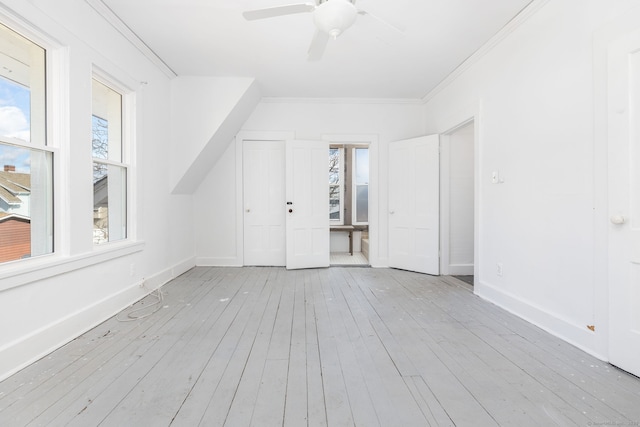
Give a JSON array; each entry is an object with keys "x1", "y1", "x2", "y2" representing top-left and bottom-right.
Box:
[
  {"x1": 475, "y1": 280, "x2": 606, "y2": 361},
  {"x1": 0, "y1": 258, "x2": 195, "y2": 382},
  {"x1": 196, "y1": 256, "x2": 242, "y2": 267},
  {"x1": 448, "y1": 264, "x2": 474, "y2": 275},
  {"x1": 171, "y1": 256, "x2": 197, "y2": 279}
]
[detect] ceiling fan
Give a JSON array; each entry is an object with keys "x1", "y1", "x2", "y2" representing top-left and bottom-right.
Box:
[{"x1": 243, "y1": 0, "x2": 397, "y2": 61}]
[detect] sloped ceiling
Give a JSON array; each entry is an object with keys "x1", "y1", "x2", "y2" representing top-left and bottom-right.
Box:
[{"x1": 98, "y1": 0, "x2": 534, "y2": 99}]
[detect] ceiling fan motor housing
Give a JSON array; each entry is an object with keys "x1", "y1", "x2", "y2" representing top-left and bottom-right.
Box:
[{"x1": 314, "y1": 0, "x2": 358, "y2": 39}]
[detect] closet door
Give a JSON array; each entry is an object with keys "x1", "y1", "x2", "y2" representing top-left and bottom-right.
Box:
[{"x1": 243, "y1": 140, "x2": 286, "y2": 266}]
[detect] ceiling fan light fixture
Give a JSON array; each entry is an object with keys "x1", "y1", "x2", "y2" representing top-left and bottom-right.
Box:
[{"x1": 314, "y1": 0, "x2": 357, "y2": 39}]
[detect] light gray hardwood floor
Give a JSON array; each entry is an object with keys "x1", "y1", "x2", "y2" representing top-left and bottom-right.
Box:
[{"x1": 1, "y1": 267, "x2": 639, "y2": 426}]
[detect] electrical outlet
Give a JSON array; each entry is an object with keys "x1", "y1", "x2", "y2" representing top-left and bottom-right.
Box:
[{"x1": 497, "y1": 263, "x2": 503, "y2": 277}]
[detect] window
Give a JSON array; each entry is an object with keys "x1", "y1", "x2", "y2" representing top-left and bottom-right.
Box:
[
  {"x1": 92, "y1": 78, "x2": 127, "y2": 244},
  {"x1": 329, "y1": 147, "x2": 343, "y2": 223},
  {"x1": 0, "y1": 22, "x2": 52, "y2": 263},
  {"x1": 328, "y1": 145, "x2": 369, "y2": 225},
  {"x1": 353, "y1": 147, "x2": 369, "y2": 224}
]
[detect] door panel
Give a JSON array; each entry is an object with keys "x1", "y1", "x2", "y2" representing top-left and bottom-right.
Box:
[
  {"x1": 286, "y1": 140, "x2": 329, "y2": 269},
  {"x1": 389, "y1": 135, "x2": 439, "y2": 275},
  {"x1": 243, "y1": 140, "x2": 286, "y2": 266},
  {"x1": 608, "y1": 29, "x2": 640, "y2": 377}
]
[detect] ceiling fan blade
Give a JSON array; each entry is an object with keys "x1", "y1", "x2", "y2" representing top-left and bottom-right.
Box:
[
  {"x1": 243, "y1": 3, "x2": 315, "y2": 21},
  {"x1": 308, "y1": 30, "x2": 330, "y2": 61}
]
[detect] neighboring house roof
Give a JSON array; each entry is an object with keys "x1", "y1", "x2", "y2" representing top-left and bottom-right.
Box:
[
  {"x1": 93, "y1": 175, "x2": 108, "y2": 208},
  {"x1": 0, "y1": 170, "x2": 31, "y2": 206},
  {"x1": 0, "y1": 212, "x2": 30, "y2": 222},
  {"x1": 0, "y1": 185, "x2": 21, "y2": 204}
]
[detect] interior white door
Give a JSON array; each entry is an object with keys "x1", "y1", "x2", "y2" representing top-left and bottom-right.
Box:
[
  {"x1": 286, "y1": 140, "x2": 330, "y2": 269},
  {"x1": 243, "y1": 140, "x2": 286, "y2": 266},
  {"x1": 608, "y1": 29, "x2": 640, "y2": 377},
  {"x1": 388, "y1": 135, "x2": 440, "y2": 275}
]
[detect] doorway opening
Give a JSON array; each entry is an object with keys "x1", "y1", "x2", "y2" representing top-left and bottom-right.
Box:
[
  {"x1": 442, "y1": 120, "x2": 475, "y2": 285},
  {"x1": 329, "y1": 143, "x2": 369, "y2": 266}
]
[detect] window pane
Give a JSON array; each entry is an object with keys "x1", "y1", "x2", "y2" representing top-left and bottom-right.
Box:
[
  {"x1": 92, "y1": 77, "x2": 126, "y2": 245},
  {"x1": 355, "y1": 148, "x2": 369, "y2": 184},
  {"x1": 0, "y1": 143, "x2": 53, "y2": 262},
  {"x1": 92, "y1": 115, "x2": 108, "y2": 160},
  {"x1": 92, "y1": 79, "x2": 122, "y2": 162},
  {"x1": 329, "y1": 184, "x2": 340, "y2": 220},
  {"x1": 0, "y1": 23, "x2": 46, "y2": 146},
  {"x1": 93, "y1": 163, "x2": 127, "y2": 244},
  {"x1": 329, "y1": 148, "x2": 340, "y2": 184},
  {"x1": 355, "y1": 185, "x2": 368, "y2": 223}
]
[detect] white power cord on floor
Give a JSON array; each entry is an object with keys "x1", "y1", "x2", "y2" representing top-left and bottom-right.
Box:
[{"x1": 116, "y1": 288, "x2": 165, "y2": 322}]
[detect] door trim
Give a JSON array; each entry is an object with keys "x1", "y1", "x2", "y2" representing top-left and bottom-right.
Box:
[
  {"x1": 322, "y1": 134, "x2": 380, "y2": 266},
  {"x1": 432, "y1": 103, "x2": 481, "y2": 286}
]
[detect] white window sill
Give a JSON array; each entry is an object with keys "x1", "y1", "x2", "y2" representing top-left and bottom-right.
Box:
[{"x1": 0, "y1": 240, "x2": 145, "y2": 292}]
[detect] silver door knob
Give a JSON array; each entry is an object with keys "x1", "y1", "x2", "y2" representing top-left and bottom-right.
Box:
[{"x1": 610, "y1": 214, "x2": 625, "y2": 225}]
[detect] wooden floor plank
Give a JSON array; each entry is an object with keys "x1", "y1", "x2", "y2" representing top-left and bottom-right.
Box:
[
  {"x1": 283, "y1": 270, "x2": 309, "y2": 427},
  {"x1": 1, "y1": 267, "x2": 639, "y2": 427},
  {"x1": 311, "y1": 269, "x2": 355, "y2": 427},
  {"x1": 303, "y1": 270, "x2": 328, "y2": 427},
  {"x1": 251, "y1": 359, "x2": 288, "y2": 426},
  {"x1": 403, "y1": 374, "x2": 457, "y2": 426}
]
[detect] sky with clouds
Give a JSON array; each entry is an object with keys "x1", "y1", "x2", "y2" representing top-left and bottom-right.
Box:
[{"x1": 0, "y1": 76, "x2": 31, "y2": 173}]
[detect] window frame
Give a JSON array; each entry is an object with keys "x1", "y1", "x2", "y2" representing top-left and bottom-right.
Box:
[
  {"x1": 0, "y1": 18, "x2": 55, "y2": 265},
  {"x1": 329, "y1": 145, "x2": 344, "y2": 225},
  {"x1": 351, "y1": 146, "x2": 369, "y2": 226},
  {"x1": 91, "y1": 71, "x2": 134, "y2": 246}
]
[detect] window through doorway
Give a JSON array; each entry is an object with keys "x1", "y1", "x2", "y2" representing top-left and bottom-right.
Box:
[{"x1": 329, "y1": 144, "x2": 369, "y2": 266}]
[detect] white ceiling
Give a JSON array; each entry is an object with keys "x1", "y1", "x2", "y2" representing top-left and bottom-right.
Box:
[{"x1": 100, "y1": 0, "x2": 533, "y2": 99}]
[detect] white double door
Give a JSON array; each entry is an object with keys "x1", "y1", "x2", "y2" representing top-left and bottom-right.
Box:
[
  {"x1": 607, "y1": 29, "x2": 640, "y2": 377},
  {"x1": 243, "y1": 139, "x2": 329, "y2": 269}
]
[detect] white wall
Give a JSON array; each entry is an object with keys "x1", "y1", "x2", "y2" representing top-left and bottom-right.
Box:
[
  {"x1": 0, "y1": 0, "x2": 195, "y2": 380},
  {"x1": 170, "y1": 76, "x2": 260, "y2": 194},
  {"x1": 194, "y1": 99, "x2": 426, "y2": 267},
  {"x1": 194, "y1": 138, "x2": 240, "y2": 266},
  {"x1": 423, "y1": 0, "x2": 640, "y2": 358}
]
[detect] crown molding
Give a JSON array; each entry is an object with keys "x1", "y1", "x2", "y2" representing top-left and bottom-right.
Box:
[
  {"x1": 421, "y1": 0, "x2": 550, "y2": 104},
  {"x1": 260, "y1": 96, "x2": 424, "y2": 105},
  {"x1": 85, "y1": 0, "x2": 177, "y2": 79}
]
